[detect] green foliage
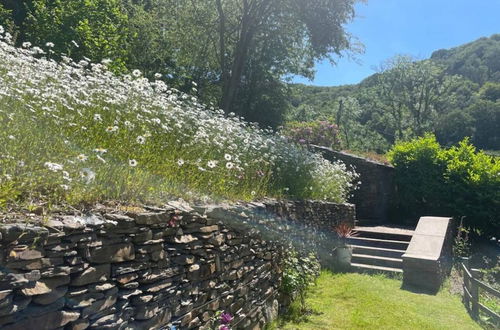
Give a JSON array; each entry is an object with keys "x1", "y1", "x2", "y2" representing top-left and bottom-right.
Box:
[
  {"x1": 24, "y1": 0, "x2": 129, "y2": 71},
  {"x1": 281, "y1": 248, "x2": 320, "y2": 313},
  {"x1": 0, "y1": 3, "x2": 14, "y2": 34},
  {"x1": 388, "y1": 135, "x2": 500, "y2": 237},
  {"x1": 479, "y1": 82, "x2": 500, "y2": 102},
  {"x1": 431, "y1": 34, "x2": 500, "y2": 84},
  {"x1": 286, "y1": 35, "x2": 500, "y2": 152},
  {"x1": 388, "y1": 134, "x2": 448, "y2": 217},
  {"x1": 468, "y1": 100, "x2": 500, "y2": 150},
  {"x1": 453, "y1": 218, "x2": 471, "y2": 258}
]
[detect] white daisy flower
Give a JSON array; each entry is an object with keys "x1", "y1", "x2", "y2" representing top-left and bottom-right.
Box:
[
  {"x1": 132, "y1": 69, "x2": 142, "y2": 77},
  {"x1": 44, "y1": 162, "x2": 63, "y2": 172},
  {"x1": 177, "y1": 159, "x2": 184, "y2": 166},
  {"x1": 129, "y1": 159, "x2": 138, "y2": 167},
  {"x1": 207, "y1": 160, "x2": 217, "y2": 168},
  {"x1": 226, "y1": 162, "x2": 234, "y2": 169},
  {"x1": 136, "y1": 136, "x2": 146, "y2": 144},
  {"x1": 224, "y1": 154, "x2": 232, "y2": 161},
  {"x1": 77, "y1": 154, "x2": 88, "y2": 162}
]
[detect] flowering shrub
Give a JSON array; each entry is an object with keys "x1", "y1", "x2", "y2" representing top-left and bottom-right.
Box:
[
  {"x1": 0, "y1": 27, "x2": 358, "y2": 208},
  {"x1": 281, "y1": 121, "x2": 341, "y2": 150}
]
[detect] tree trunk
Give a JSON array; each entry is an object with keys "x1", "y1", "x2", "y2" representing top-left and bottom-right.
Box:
[
  {"x1": 220, "y1": 0, "x2": 271, "y2": 114},
  {"x1": 215, "y1": 0, "x2": 228, "y2": 92},
  {"x1": 221, "y1": 7, "x2": 254, "y2": 113}
]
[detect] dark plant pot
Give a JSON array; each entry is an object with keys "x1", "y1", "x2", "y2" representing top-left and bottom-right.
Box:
[{"x1": 334, "y1": 245, "x2": 352, "y2": 272}]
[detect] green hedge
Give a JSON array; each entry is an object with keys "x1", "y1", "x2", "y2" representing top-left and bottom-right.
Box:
[{"x1": 388, "y1": 134, "x2": 499, "y2": 237}]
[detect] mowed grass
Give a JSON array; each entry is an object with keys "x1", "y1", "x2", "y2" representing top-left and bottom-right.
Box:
[{"x1": 273, "y1": 271, "x2": 480, "y2": 330}]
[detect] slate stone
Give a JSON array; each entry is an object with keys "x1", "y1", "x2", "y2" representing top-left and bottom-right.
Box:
[
  {"x1": 21, "y1": 276, "x2": 70, "y2": 296},
  {"x1": 88, "y1": 243, "x2": 135, "y2": 263},
  {"x1": 66, "y1": 292, "x2": 104, "y2": 308},
  {"x1": 135, "y1": 213, "x2": 168, "y2": 225},
  {"x1": 134, "y1": 302, "x2": 159, "y2": 320},
  {"x1": 172, "y1": 255, "x2": 195, "y2": 265},
  {"x1": 2, "y1": 310, "x2": 80, "y2": 330},
  {"x1": 9, "y1": 248, "x2": 44, "y2": 260},
  {"x1": 71, "y1": 264, "x2": 110, "y2": 286},
  {"x1": 0, "y1": 290, "x2": 12, "y2": 301},
  {"x1": 111, "y1": 262, "x2": 149, "y2": 276},
  {"x1": 81, "y1": 294, "x2": 117, "y2": 317},
  {"x1": 0, "y1": 225, "x2": 49, "y2": 244},
  {"x1": 22, "y1": 297, "x2": 65, "y2": 317},
  {"x1": 0, "y1": 273, "x2": 28, "y2": 290},
  {"x1": 32, "y1": 286, "x2": 68, "y2": 305},
  {"x1": 0, "y1": 295, "x2": 31, "y2": 317},
  {"x1": 66, "y1": 319, "x2": 89, "y2": 330}
]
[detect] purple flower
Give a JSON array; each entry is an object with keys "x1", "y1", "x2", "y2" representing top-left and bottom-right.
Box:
[
  {"x1": 219, "y1": 326, "x2": 230, "y2": 330},
  {"x1": 220, "y1": 312, "x2": 233, "y2": 324}
]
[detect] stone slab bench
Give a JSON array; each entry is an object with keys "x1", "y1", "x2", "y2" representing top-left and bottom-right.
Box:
[{"x1": 402, "y1": 216, "x2": 454, "y2": 292}]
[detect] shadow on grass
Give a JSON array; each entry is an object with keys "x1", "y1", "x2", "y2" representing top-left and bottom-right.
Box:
[{"x1": 400, "y1": 282, "x2": 440, "y2": 295}]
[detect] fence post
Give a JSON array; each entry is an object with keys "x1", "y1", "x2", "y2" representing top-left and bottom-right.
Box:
[
  {"x1": 470, "y1": 275, "x2": 479, "y2": 320},
  {"x1": 462, "y1": 263, "x2": 470, "y2": 310}
]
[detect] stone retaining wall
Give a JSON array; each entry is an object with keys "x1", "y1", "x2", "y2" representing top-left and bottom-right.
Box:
[
  {"x1": 0, "y1": 199, "x2": 354, "y2": 330},
  {"x1": 313, "y1": 146, "x2": 395, "y2": 224}
]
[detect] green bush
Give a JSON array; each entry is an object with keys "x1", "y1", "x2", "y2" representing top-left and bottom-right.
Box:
[
  {"x1": 388, "y1": 134, "x2": 499, "y2": 237},
  {"x1": 281, "y1": 248, "x2": 320, "y2": 313}
]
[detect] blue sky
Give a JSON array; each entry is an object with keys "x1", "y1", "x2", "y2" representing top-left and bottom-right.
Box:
[{"x1": 292, "y1": 0, "x2": 500, "y2": 86}]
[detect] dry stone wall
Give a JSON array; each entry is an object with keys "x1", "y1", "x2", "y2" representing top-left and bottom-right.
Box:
[
  {"x1": 0, "y1": 199, "x2": 354, "y2": 330},
  {"x1": 313, "y1": 146, "x2": 395, "y2": 224}
]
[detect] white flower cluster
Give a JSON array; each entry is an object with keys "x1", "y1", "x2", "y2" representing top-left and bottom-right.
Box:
[{"x1": 0, "y1": 27, "x2": 358, "y2": 203}]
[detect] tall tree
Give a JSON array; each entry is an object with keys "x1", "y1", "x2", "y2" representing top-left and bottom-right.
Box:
[
  {"x1": 158, "y1": 0, "x2": 361, "y2": 124},
  {"x1": 372, "y1": 55, "x2": 470, "y2": 140}
]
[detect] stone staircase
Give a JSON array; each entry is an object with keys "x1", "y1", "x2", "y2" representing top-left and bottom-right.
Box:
[{"x1": 348, "y1": 226, "x2": 415, "y2": 275}]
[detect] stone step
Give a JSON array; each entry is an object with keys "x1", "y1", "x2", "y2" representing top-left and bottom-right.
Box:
[
  {"x1": 347, "y1": 237, "x2": 410, "y2": 250},
  {"x1": 351, "y1": 245, "x2": 406, "y2": 259},
  {"x1": 350, "y1": 263, "x2": 403, "y2": 275},
  {"x1": 353, "y1": 226, "x2": 414, "y2": 242},
  {"x1": 351, "y1": 253, "x2": 403, "y2": 269}
]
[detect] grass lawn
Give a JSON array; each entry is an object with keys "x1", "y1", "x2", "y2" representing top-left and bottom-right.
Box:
[{"x1": 272, "y1": 271, "x2": 480, "y2": 330}]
